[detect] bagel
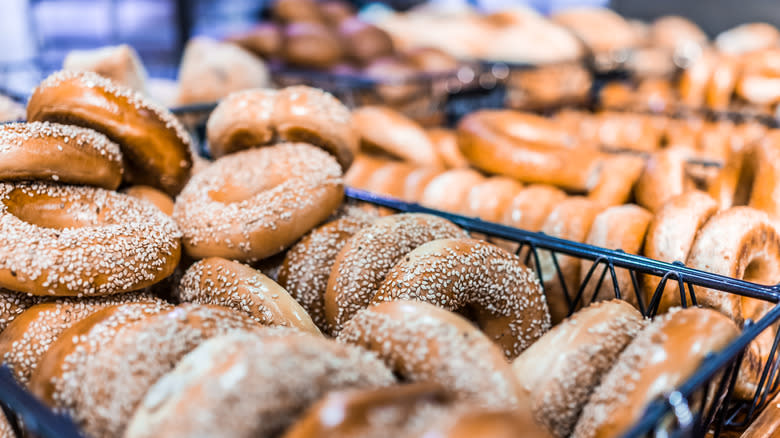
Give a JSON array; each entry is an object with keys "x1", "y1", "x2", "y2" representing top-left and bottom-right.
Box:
[
  {"x1": 338, "y1": 19, "x2": 395, "y2": 65},
  {"x1": 679, "y1": 51, "x2": 716, "y2": 108},
  {"x1": 643, "y1": 191, "x2": 718, "y2": 313},
  {"x1": 121, "y1": 185, "x2": 174, "y2": 216},
  {"x1": 278, "y1": 214, "x2": 375, "y2": 334},
  {"x1": 686, "y1": 207, "x2": 780, "y2": 398},
  {"x1": 363, "y1": 161, "x2": 415, "y2": 199},
  {"x1": 502, "y1": 185, "x2": 566, "y2": 232},
  {"x1": 0, "y1": 290, "x2": 40, "y2": 332},
  {"x1": 401, "y1": 166, "x2": 442, "y2": 202},
  {"x1": 338, "y1": 301, "x2": 522, "y2": 410},
  {"x1": 62, "y1": 304, "x2": 262, "y2": 437},
  {"x1": 635, "y1": 147, "x2": 696, "y2": 212},
  {"x1": 650, "y1": 15, "x2": 707, "y2": 51},
  {"x1": 207, "y1": 86, "x2": 358, "y2": 170},
  {"x1": 739, "y1": 389, "x2": 780, "y2": 437},
  {"x1": 587, "y1": 155, "x2": 645, "y2": 207},
  {"x1": 282, "y1": 22, "x2": 343, "y2": 69},
  {"x1": 325, "y1": 213, "x2": 466, "y2": 332},
  {"x1": 715, "y1": 23, "x2": 780, "y2": 55},
  {"x1": 464, "y1": 177, "x2": 523, "y2": 222},
  {"x1": 176, "y1": 37, "x2": 270, "y2": 106},
  {"x1": 174, "y1": 143, "x2": 344, "y2": 261},
  {"x1": 0, "y1": 182, "x2": 181, "y2": 296},
  {"x1": 579, "y1": 205, "x2": 653, "y2": 308},
  {"x1": 572, "y1": 307, "x2": 739, "y2": 438},
  {"x1": 534, "y1": 197, "x2": 604, "y2": 324},
  {"x1": 512, "y1": 300, "x2": 645, "y2": 438},
  {"x1": 226, "y1": 23, "x2": 282, "y2": 58},
  {"x1": 457, "y1": 110, "x2": 602, "y2": 191},
  {"x1": 178, "y1": 257, "x2": 320, "y2": 335},
  {"x1": 29, "y1": 302, "x2": 172, "y2": 408},
  {"x1": 282, "y1": 383, "x2": 452, "y2": 438},
  {"x1": 63, "y1": 44, "x2": 148, "y2": 94},
  {"x1": 0, "y1": 122, "x2": 123, "y2": 189},
  {"x1": 352, "y1": 106, "x2": 443, "y2": 167},
  {"x1": 402, "y1": 47, "x2": 458, "y2": 73},
  {"x1": 27, "y1": 71, "x2": 193, "y2": 195},
  {"x1": 425, "y1": 409, "x2": 542, "y2": 438},
  {"x1": 344, "y1": 154, "x2": 388, "y2": 188},
  {"x1": 426, "y1": 127, "x2": 468, "y2": 169},
  {"x1": 420, "y1": 169, "x2": 485, "y2": 213},
  {"x1": 747, "y1": 134, "x2": 780, "y2": 217},
  {"x1": 706, "y1": 55, "x2": 740, "y2": 109},
  {"x1": 273, "y1": 0, "x2": 321, "y2": 23},
  {"x1": 0, "y1": 291, "x2": 160, "y2": 385},
  {"x1": 590, "y1": 112, "x2": 661, "y2": 153},
  {"x1": 374, "y1": 238, "x2": 550, "y2": 359},
  {"x1": 125, "y1": 331, "x2": 395, "y2": 438}
]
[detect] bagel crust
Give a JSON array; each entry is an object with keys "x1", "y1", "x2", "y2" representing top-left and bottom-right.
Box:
[
  {"x1": 27, "y1": 71, "x2": 192, "y2": 195},
  {"x1": 0, "y1": 122, "x2": 123, "y2": 190},
  {"x1": 174, "y1": 143, "x2": 344, "y2": 261},
  {"x1": 374, "y1": 238, "x2": 550, "y2": 359},
  {"x1": 0, "y1": 182, "x2": 181, "y2": 296}
]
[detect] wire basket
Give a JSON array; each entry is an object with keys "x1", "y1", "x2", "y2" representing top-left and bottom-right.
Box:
[{"x1": 1, "y1": 187, "x2": 778, "y2": 438}]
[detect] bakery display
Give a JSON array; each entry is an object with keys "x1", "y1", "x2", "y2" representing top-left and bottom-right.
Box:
[{"x1": 4, "y1": 3, "x2": 780, "y2": 437}]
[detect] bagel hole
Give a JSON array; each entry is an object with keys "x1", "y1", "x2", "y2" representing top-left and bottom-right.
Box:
[
  {"x1": 280, "y1": 127, "x2": 336, "y2": 157},
  {"x1": 733, "y1": 151, "x2": 758, "y2": 206},
  {"x1": 744, "y1": 256, "x2": 780, "y2": 286},
  {"x1": 4, "y1": 192, "x2": 101, "y2": 229}
]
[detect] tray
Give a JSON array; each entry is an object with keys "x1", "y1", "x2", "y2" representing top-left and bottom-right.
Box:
[{"x1": 1, "y1": 187, "x2": 778, "y2": 438}]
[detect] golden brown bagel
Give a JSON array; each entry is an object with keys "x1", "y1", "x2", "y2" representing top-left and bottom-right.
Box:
[
  {"x1": 344, "y1": 154, "x2": 388, "y2": 188},
  {"x1": 426, "y1": 127, "x2": 468, "y2": 169},
  {"x1": 534, "y1": 197, "x2": 604, "y2": 324},
  {"x1": 174, "y1": 144, "x2": 343, "y2": 261},
  {"x1": 63, "y1": 44, "x2": 148, "y2": 94},
  {"x1": 374, "y1": 238, "x2": 551, "y2": 358},
  {"x1": 579, "y1": 205, "x2": 653, "y2": 308},
  {"x1": 353, "y1": 106, "x2": 442, "y2": 167},
  {"x1": 283, "y1": 22, "x2": 343, "y2": 69},
  {"x1": 363, "y1": 161, "x2": 415, "y2": 199},
  {"x1": 206, "y1": 86, "x2": 358, "y2": 170},
  {"x1": 457, "y1": 110, "x2": 602, "y2": 191},
  {"x1": 401, "y1": 166, "x2": 442, "y2": 202},
  {"x1": 125, "y1": 331, "x2": 395, "y2": 438},
  {"x1": 338, "y1": 18, "x2": 395, "y2": 65},
  {"x1": 420, "y1": 168, "x2": 485, "y2": 213},
  {"x1": 643, "y1": 191, "x2": 718, "y2": 313},
  {"x1": 512, "y1": 300, "x2": 645, "y2": 438},
  {"x1": 572, "y1": 307, "x2": 739, "y2": 438},
  {"x1": 0, "y1": 182, "x2": 181, "y2": 296},
  {"x1": 588, "y1": 154, "x2": 645, "y2": 207},
  {"x1": 465, "y1": 177, "x2": 523, "y2": 222},
  {"x1": 0, "y1": 122, "x2": 123, "y2": 189},
  {"x1": 121, "y1": 185, "x2": 174, "y2": 216},
  {"x1": 0, "y1": 290, "x2": 40, "y2": 332},
  {"x1": 226, "y1": 23, "x2": 283, "y2": 58},
  {"x1": 502, "y1": 185, "x2": 567, "y2": 232},
  {"x1": 635, "y1": 147, "x2": 696, "y2": 212},
  {"x1": 27, "y1": 71, "x2": 193, "y2": 195}
]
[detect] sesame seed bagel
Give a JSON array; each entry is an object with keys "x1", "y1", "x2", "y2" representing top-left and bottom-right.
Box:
[
  {"x1": 374, "y1": 238, "x2": 551, "y2": 359},
  {"x1": 0, "y1": 289, "x2": 40, "y2": 332},
  {"x1": 0, "y1": 182, "x2": 181, "y2": 296},
  {"x1": 338, "y1": 301, "x2": 522, "y2": 411},
  {"x1": 278, "y1": 214, "x2": 376, "y2": 334},
  {"x1": 686, "y1": 207, "x2": 780, "y2": 398},
  {"x1": 572, "y1": 307, "x2": 739, "y2": 438},
  {"x1": 121, "y1": 185, "x2": 174, "y2": 216},
  {"x1": 512, "y1": 300, "x2": 645, "y2": 438},
  {"x1": 178, "y1": 257, "x2": 320, "y2": 335},
  {"x1": 282, "y1": 383, "x2": 453, "y2": 438},
  {"x1": 0, "y1": 291, "x2": 161, "y2": 385},
  {"x1": 27, "y1": 71, "x2": 193, "y2": 195},
  {"x1": 206, "y1": 86, "x2": 357, "y2": 170},
  {"x1": 352, "y1": 106, "x2": 443, "y2": 168},
  {"x1": 643, "y1": 191, "x2": 718, "y2": 313},
  {"x1": 126, "y1": 331, "x2": 395, "y2": 438},
  {"x1": 579, "y1": 205, "x2": 653, "y2": 308},
  {"x1": 71, "y1": 304, "x2": 263, "y2": 437},
  {"x1": 533, "y1": 197, "x2": 604, "y2": 324},
  {"x1": 29, "y1": 302, "x2": 172, "y2": 410},
  {"x1": 174, "y1": 143, "x2": 344, "y2": 261},
  {"x1": 325, "y1": 213, "x2": 467, "y2": 333},
  {"x1": 0, "y1": 122, "x2": 123, "y2": 189}
]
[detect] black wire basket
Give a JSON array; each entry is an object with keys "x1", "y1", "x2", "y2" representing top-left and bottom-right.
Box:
[{"x1": 1, "y1": 186, "x2": 779, "y2": 438}]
